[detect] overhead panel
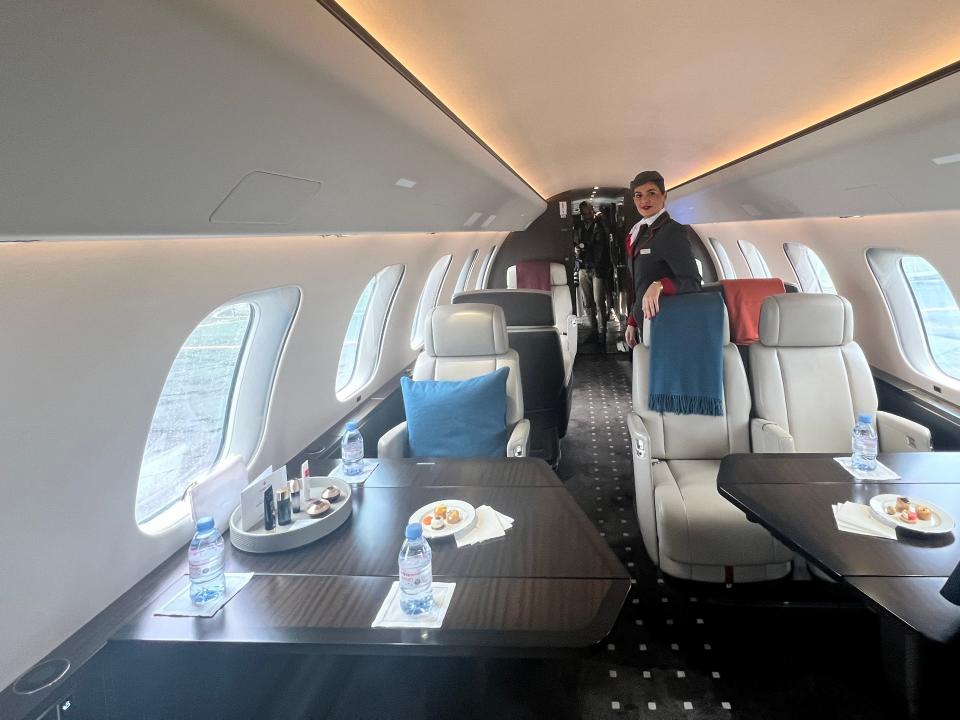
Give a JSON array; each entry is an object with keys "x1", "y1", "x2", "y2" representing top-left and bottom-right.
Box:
[{"x1": 0, "y1": 0, "x2": 544, "y2": 240}]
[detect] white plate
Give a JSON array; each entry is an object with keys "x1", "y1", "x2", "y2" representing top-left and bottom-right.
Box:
[
  {"x1": 868, "y1": 494, "x2": 955, "y2": 535},
  {"x1": 409, "y1": 499, "x2": 477, "y2": 539}
]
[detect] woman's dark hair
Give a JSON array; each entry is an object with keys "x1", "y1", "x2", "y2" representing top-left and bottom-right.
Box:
[{"x1": 630, "y1": 171, "x2": 665, "y2": 194}]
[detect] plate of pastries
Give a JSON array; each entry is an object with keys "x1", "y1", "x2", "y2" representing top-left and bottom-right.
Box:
[
  {"x1": 869, "y1": 494, "x2": 955, "y2": 534},
  {"x1": 409, "y1": 499, "x2": 477, "y2": 539}
]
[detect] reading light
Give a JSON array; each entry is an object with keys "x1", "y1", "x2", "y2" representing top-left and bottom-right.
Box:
[
  {"x1": 394, "y1": 178, "x2": 417, "y2": 188},
  {"x1": 932, "y1": 153, "x2": 960, "y2": 166}
]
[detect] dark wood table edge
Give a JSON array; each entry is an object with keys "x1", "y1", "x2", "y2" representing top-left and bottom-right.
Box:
[{"x1": 111, "y1": 574, "x2": 631, "y2": 657}]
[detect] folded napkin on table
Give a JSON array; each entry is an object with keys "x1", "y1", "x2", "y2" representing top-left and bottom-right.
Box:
[
  {"x1": 155, "y1": 572, "x2": 255, "y2": 618},
  {"x1": 371, "y1": 581, "x2": 456, "y2": 629},
  {"x1": 833, "y1": 502, "x2": 897, "y2": 540},
  {"x1": 833, "y1": 457, "x2": 901, "y2": 481},
  {"x1": 328, "y1": 459, "x2": 380, "y2": 485},
  {"x1": 455, "y1": 505, "x2": 513, "y2": 548}
]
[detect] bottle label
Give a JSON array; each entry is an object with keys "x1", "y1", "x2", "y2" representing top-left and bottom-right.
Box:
[
  {"x1": 399, "y1": 565, "x2": 432, "y2": 590},
  {"x1": 343, "y1": 445, "x2": 364, "y2": 462}
]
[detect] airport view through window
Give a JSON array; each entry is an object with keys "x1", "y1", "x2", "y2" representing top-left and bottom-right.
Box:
[
  {"x1": 901, "y1": 255, "x2": 960, "y2": 379},
  {"x1": 136, "y1": 303, "x2": 252, "y2": 524},
  {"x1": 337, "y1": 279, "x2": 375, "y2": 391}
]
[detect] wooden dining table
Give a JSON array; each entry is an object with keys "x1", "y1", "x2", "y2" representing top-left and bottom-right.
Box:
[
  {"x1": 718, "y1": 452, "x2": 960, "y2": 719},
  {"x1": 112, "y1": 458, "x2": 631, "y2": 656}
]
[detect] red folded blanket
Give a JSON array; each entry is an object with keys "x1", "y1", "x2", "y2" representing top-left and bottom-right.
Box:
[
  {"x1": 720, "y1": 278, "x2": 786, "y2": 345},
  {"x1": 515, "y1": 260, "x2": 552, "y2": 291}
]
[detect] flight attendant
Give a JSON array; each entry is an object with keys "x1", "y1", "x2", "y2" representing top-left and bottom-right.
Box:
[{"x1": 623, "y1": 170, "x2": 703, "y2": 348}]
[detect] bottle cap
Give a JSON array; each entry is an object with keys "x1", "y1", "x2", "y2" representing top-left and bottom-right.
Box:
[
  {"x1": 196, "y1": 516, "x2": 215, "y2": 532},
  {"x1": 405, "y1": 522, "x2": 422, "y2": 540},
  {"x1": 346, "y1": 421, "x2": 359, "y2": 431},
  {"x1": 857, "y1": 413, "x2": 873, "y2": 424}
]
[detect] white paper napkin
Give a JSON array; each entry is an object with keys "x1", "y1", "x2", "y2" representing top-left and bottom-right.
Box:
[
  {"x1": 833, "y1": 457, "x2": 901, "y2": 481},
  {"x1": 371, "y1": 581, "x2": 456, "y2": 629},
  {"x1": 455, "y1": 505, "x2": 513, "y2": 548},
  {"x1": 832, "y1": 502, "x2": 897, "y2": 540},
  {"x1": 328, "y1": 459, "x2": 380, "y2": 485},
  {"x1": 155, "y1": 572, "x2": 255, "y2": 618}
]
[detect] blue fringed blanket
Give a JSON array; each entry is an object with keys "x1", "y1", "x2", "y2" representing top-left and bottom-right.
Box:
[{"x1": 648, "y1": 292, "x2": 725, "y2": 416}]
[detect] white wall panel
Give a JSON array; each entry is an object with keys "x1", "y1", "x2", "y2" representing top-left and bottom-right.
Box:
[
  {"x1": 694, "y1": 212, "x2": 960, "y2": 404},
  {"x1": 0, "y1": 231, "x2": 502, "y2": 688}
]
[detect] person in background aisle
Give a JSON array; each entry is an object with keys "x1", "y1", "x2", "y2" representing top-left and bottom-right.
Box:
[
  {"x1": 573, "y1": 201, "x2": 612, "y2": 347},
  {"x1": 624, "y1": 170, "x2": 703, "y2": 349}
]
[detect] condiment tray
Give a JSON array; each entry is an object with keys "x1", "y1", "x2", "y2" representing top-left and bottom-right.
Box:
[{"x1": 229, "y1": 477, "x2": 352, "y2": 553}]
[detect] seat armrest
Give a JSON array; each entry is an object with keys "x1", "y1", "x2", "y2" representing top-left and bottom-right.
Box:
[
  {"x1": 876, "y1": 411, "x2": 932, "y2": 453},
  {"x1": 565, "y1": 314, "x2": 578, "y2": 359},
  {"x1": 627, "y1": 411, "x2": 658, "y2": 564},
  {"x1": 751, "y1": 418, "x2": 796, "y2": 453},
  {"x1": 507, "y1": 419, "x2": 531, "y2": 457},
  {"x1": 377, "y1": 422, "x2": 410, "y2": 458}
]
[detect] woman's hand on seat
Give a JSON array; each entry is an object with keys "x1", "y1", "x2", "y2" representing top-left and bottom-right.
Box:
[{"x1": 642, "y1": 281, "x2": 663, "y2": 319}]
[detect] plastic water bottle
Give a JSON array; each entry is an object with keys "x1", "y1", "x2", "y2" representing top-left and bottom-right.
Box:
[
  {"x1": 188, "y1": 516, "x2": 225, "y2": 605},
  {"x1": 852, "y1": 413, "x2": 878, "y2": 472},
  {"x1": 398, "y1": 523, "x2": 433, "y2": 615},
  {"x1": 341, "y1": 421, "x2": 365, "y2": 477}
]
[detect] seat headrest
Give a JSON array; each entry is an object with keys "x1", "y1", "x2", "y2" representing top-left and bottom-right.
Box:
[
  {"x1": 549, "y1": 262, "x2": 567, "y2": 286},
  {"x1": 758, "y1": 294, "x2": 853, "y2": 347},
  {"x1": 452, "y1": 290, "x2": 555, "y2": 326},
  {"x1": 423, "y1": 304, "x2": 510, "y2": 357},
  {"x1": 642, "y1": 297, "x2": 731, "y2": 347},
  {"x1": 506, "y1": 262, "x2": 568, "y2": 289}
]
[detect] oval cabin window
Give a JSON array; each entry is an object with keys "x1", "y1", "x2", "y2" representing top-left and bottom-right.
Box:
[
  {"x1": 136, "y1": 303, "x2": 253, "y2": 525},
  {"x1": 336, "y1": 264, "x2": 405, "y2": 399},
  {"x1": 411, "y1": 254, "x2": 452, "y2": 349}
]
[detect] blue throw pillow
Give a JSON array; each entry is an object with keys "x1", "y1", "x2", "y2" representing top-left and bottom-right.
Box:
[{"x1": 401, "y1": 367, "x2": 509, "y2": 458}]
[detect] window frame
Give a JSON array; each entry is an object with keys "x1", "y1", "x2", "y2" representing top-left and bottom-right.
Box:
[
  {"x1": 474, "y1": 245, "x2": 497, "y2": 290},
  {"x1": 453, "y1": 248, "x2": 479, "y2": 299},
  {"x1": 783, "y1": 242, "x2": 837, "y2": 293},
  {"x1": 707, "y1": 237, "x2": 737, "y2": 279},
  {"x1": 867, "y1": 248, "x2": 960, "y2": 392},
  {"x1": 136, "y1": 286, "x2": 301, "y2": 532},
  {"x1": 336, "y1": 264, "x2": 405, "y2": 401},
  {"x1": 738, "y1": 239, "x2": 772, "y2": 279},
  {"x1": 410, "y1": 254, "x2": 452, "y2": 349}
]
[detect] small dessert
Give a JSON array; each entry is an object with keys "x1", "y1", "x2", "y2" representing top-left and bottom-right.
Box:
[
  {"x1": 907, "y1": 509, "x2": 918, "y2": 523},
  {"x1": 896, "y1": 509, "x2": 917, "y2": 524},
  {"x1": 431, "y1": 516, "x2": 446, "y2": 530},
  {"x1": 885, "y1": 504, "x2": 896, "y2": 515},
  {"x1": 306, "y1": 499, "x2": 331, "y2": 518},
  {"x1": 916, "y1": 504, "x2": 933, "y2": 521},
  {"x1": 446, "y1": 508, "x2": 461, "y2": 524},
  {"x1": 434, "y1": 504, "x2": 447, "y2": 518},
  {"x1": 321, "y1": 486, "x2": 342, "y2": 502},
  {"x1": 421, "y1": 514, "x2": 434, "y2": 526},
  {"x1": 895, "y1": 496, "x2": 911, "y2": 512}
]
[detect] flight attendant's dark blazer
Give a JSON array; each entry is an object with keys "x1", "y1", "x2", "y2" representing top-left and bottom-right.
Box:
[{"x1": 625, "y1": 211, "x2": 703, "y2": 328}]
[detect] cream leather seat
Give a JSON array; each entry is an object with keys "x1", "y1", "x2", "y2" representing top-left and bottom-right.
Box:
[
  {"x1": 507, "y1": 262, "x2": 577, "y2": 370},
  {"x1": 627, "y1": 310, "x2": 792, "y2": 583},
  {"x1": 750, "y1": 294, "x2": 932, "y2": 453},
  {"x1": 378, "y1": 304, "x2": 531, "y2": 458}
]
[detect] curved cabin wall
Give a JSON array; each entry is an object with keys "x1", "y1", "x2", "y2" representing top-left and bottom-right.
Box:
[
  {"x1": 0, "y1": 232, "x2": 504, "y2": 689},
  {"x1": 694, "y1": 211, "x2": 960, "y2": 406}
]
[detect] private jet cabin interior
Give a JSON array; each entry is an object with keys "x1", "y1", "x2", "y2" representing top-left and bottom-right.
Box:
[{"x1": 4, "y1": 1, "x2": 960, "y2": 719}]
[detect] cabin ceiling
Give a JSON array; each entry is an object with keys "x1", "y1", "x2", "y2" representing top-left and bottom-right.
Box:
[{"x1": 336, "y1": 0, "x2": 960, "y2": 198}]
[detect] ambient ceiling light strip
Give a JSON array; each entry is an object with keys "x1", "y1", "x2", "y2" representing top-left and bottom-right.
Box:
[
  {"x1": 672, "y1": 58, "x2": 960, "y2": 191},
  {"x1": 318, "y1": 0, "x2": 546, "y2": 200}
]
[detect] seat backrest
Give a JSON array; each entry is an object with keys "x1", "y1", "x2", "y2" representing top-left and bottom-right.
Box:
[
  {"x1": 632, "y1": 305, "x2": 750, "y2": 459},
  {"x1": 507, "y1": 262, "x2": 572, "y2": 333},
  {"x1": 452, "y1": 290, "x2": 566, "y2": 414},
  {"x1": 415, "y1": 303, "x2": 524, "y2": 425},
  {"x1": 750, "y1": 294, "x2": 877, "y2": 453}
]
